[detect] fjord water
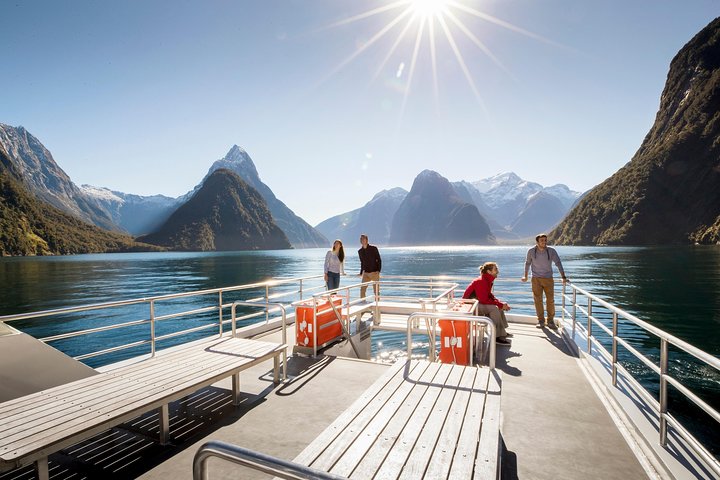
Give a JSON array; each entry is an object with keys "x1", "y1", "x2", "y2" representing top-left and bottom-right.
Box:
[{"x1": 1, "y1": 246, "x2": 719, "y2": 454}]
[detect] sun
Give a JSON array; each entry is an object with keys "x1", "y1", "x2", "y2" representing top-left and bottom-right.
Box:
[{"x1": 409, "y1": 0, "x2": 449, "y2": 18}]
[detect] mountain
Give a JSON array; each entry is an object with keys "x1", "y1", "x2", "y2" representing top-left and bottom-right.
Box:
[
  {"x1": 81, "y1": 185, "x2": 179, "y2": 236},
  {"x1": 552, "y1": 18, "x2": 720, "y2": 245},
  {"x1": 202, "y1": 146, "x2": 327, "y2": 248},
  {"x1": 510, "y1": 191, "x2": 567, "y2": 237},
  {"x1": 138, "y1": 169, "x2": 291, "y2": 251},
  {"x1": 0, "y1": 146, "x2": 159, "y2": 256},
  {"x1": 0, "y1": 124, "x2": 117, "y2": 231},
  {"x1": 451, "y1": 181, "x2": 513, "y2": 237},
  {"x1": 389, "y1": 170, "x2": 495, "y2": 246},
  {"x1": 314, "y1": 187, "x2": 407, "y2": 245}
]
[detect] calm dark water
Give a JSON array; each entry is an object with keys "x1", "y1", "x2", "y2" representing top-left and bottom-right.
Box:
[{"x1": 1, "y1": 246, "x2": 719, "y2": 454}]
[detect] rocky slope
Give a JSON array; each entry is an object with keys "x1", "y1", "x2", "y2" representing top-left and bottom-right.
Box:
[
  {"x1": 0, "y1": 124, "x2": 117, "y2": 231},
  {"x1": 552, "y1": 17, "x2": 720, "y2": 245}
]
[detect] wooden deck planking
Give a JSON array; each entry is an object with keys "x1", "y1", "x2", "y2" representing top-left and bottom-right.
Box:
[
  {"x1": 292, "y1": 361, "x2": 415, "y2": 467},
  {"x1": 293, "y1": 360, "x2": 501, "y2": 480},
  {"x1": 0, "y1": 336, "x2": 285, "y2": 471},
  {"x1": 328, "y1": 362, "x2": 436, "y2": 477},
  {"x1": 301, "y1": 362, "x2": 420, "y2": 472},
  {"x1": 395, "y1": 364, "x2": 467, "y2": 480},
  {"x1": 350, "y1": 362, "x2": 447, "y2": 478},
  {"x1": 361, "y1": 363, "x2": 454, "y2": 479},
  {"x1": 8, "y1": 342, "x2": 282, "y2": 456},
  {"x1": 0, "y1": 339, "x2": 277, "y2": 447},
  {"x1": 471, "y1": 369, "x2": 501, "y2": 480},
  {"x1": 422, "y1": 366, "x2": 481, "y2": 480}
]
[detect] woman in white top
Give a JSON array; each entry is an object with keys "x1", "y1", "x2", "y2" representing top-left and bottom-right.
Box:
[{"x1": 324, "y1": 239, "x2": 346, "y2": 290}]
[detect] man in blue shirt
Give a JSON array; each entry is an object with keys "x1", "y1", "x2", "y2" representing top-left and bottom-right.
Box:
[{"x1": 521, "y1": 233, "x2": 568, "y2": 329}]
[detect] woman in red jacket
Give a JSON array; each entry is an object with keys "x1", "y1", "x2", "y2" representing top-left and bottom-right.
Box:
[{"x1": 462, "y1": 262, "x2": 512, "y2": 346}]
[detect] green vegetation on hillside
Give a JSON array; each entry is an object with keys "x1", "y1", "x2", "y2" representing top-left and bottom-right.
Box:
[
  {"x1": 0, "y1": 173, "x2": 162, "y2": 256},
  {"x1": 137, "y1": 169, "x2": 291, "y2": 251}
]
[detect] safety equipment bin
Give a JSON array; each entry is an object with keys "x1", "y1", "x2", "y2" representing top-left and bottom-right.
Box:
[
  {"x1": 438, "y1": 301, "x2": 481, "y2": 365},
  {"x1": 296, "y1": 295, "x2": 343, "y2": 348}
]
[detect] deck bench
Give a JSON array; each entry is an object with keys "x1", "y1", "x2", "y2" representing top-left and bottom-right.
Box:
[
  {"x1": 293, "y1": 359, "x2": 502, "y2": 479},
  {"x1": 0, "y1": 336, "x2": 286, "y2": 480}
]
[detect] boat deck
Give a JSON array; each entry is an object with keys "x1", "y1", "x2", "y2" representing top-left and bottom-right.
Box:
[{"x1": 0, "y1": 322, "x2": 650, "y2": 480}]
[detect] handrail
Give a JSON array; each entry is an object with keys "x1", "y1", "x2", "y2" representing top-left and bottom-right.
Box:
[
  {"x1": 231, "y1": 301, "x2": 288, "y2": 381},
  {"x1": 0, "y1": 275, "x2": 325, "y2": 364},
  {"x1": 561, "y1": 282, "x2": 720, "y2": 476},
  {"x1": 406, "y1": 311, "x2": 496, "y2": 369},
  {"x1": 193, "y1": 440, "x2": 347, "y2": 480}
]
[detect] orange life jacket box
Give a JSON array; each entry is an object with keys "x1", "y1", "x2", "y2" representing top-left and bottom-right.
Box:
[
  {"x1": 296, "y1": 296, "x2": 343, "y2": 348},
  {"x1": 438, "y1": 301, "x2": 479, "y2": 366}
]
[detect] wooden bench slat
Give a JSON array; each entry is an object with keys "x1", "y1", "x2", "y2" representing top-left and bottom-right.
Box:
[
  {"x1": 0, "y1": 336, "x2": 285, "y2": 472},
  {"x1": 1, "y1": 343, "x2": 282, "y2": 456},
  {"x1": 323, "y1": 361, "x2": 436, "y2": 476},
  {"x1": 339, "y1": 361, "x2": 445, "y2": 478},
  {"x1": 424, "y1": 366, "x2": 485, "y2": 479},
  {"x1": 396, "y1": 364, "x2": 468, "y2": 480},
  {"x1": 449, "y1": 366, "x2": 492, "y2": 479},
  {"x1": 371, "y1": 363, "x2": 455, "y2": 479},
  {"x1": 0, "y1": 337, "x2": 273, "y2": 418},
  {"x1": 292, "y1": 360, "x2": 412, "y2": 467},
  {"x1": 294, "y1": 360, "x2": 502, "y2": 480},
  {"x1": 472, "y1": 369, "x2": 502, "y2": 480},
  {"x1": 0, "y1": 340, "x2": 280, "y2": 445}
]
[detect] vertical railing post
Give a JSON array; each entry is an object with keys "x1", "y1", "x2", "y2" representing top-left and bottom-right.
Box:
[
  {"x1": 150, "y1": 300, "x2": 156, "y2": 357},
  {"x1": 572, "y1": 288, "x2": 577, "y2": 338},
  {"x1": 265, "y1": 285, "x2": 270, "y2": 323},
  {"x1": 299, "y1": 279, "x2": 304, "y2": 301},
  {"x1": 562, "y1": 281, "x2": 566, "y2": 324},
  {"x1": 612, "y1": 312, "x2": 618, "y2": 387},
  {"x1": 218, "y1": 290, "x2": 224, "y2": 336},
  {"x1": 660, "y1": 338, "x2": 669, "y2": 446},
  {"x1": 587, "y1": 298, "x2": 593, "y2": 355}
]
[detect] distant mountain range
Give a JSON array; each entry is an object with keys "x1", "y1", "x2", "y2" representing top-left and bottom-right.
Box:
[
  {"x1": 552, "y1": 17, "x2": 720, "y2": 245},
  {"x1": 315, "y1": 172, "x2": 581, "y2": 245}
]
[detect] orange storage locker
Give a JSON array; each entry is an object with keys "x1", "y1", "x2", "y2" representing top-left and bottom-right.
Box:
[
  {"x1": 438, "y1": 301, "x2": 478, "y2": 366},
  {"x1": 296, "y1": 296, "x2": 343, "y2": 348}
]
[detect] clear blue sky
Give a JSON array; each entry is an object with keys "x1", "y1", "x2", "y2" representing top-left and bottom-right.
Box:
[{"x1": 2, "y1": 1, "x2": 718, "y2": 226}]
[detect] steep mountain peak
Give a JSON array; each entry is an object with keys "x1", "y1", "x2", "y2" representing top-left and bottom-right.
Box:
[{"x1": 210, "y1": 145, "x2": 259, "y2": 179}]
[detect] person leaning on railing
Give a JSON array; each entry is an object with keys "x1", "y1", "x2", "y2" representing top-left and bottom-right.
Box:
[
  {"x1": 521, "y1": 233, "x2": 568, "y2": 329},
  {"x1": 462, "y1": 262, "x2": 512, "y2": 346}
]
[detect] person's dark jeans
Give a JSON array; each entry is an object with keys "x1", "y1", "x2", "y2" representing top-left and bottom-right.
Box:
[{"x1": 326, "y1": 271, "x2": 340, "y2": 290}]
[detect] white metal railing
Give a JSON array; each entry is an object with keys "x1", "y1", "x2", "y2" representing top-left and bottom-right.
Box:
[
  {"x1": 561, "y1": 282, "x2": 720, "y2": 476},
  {"x1": 193, "y1": 440, "x2": 347, "y2": 480},
  {"x1": 0, "y1": 275, "x2": 326, "y2": 364}
]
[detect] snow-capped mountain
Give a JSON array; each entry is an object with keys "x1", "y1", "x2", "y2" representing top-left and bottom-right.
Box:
[
  {"x1": 81, "y1": 185, "x2": 180, "y2": 236},
  {"x1": 469, "y1": 172, "x2": 581, "y2": 232}
]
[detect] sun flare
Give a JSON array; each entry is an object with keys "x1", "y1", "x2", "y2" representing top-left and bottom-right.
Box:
[{"x1": 318, "y1": 0, "x2": 563, "y2": 119}]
